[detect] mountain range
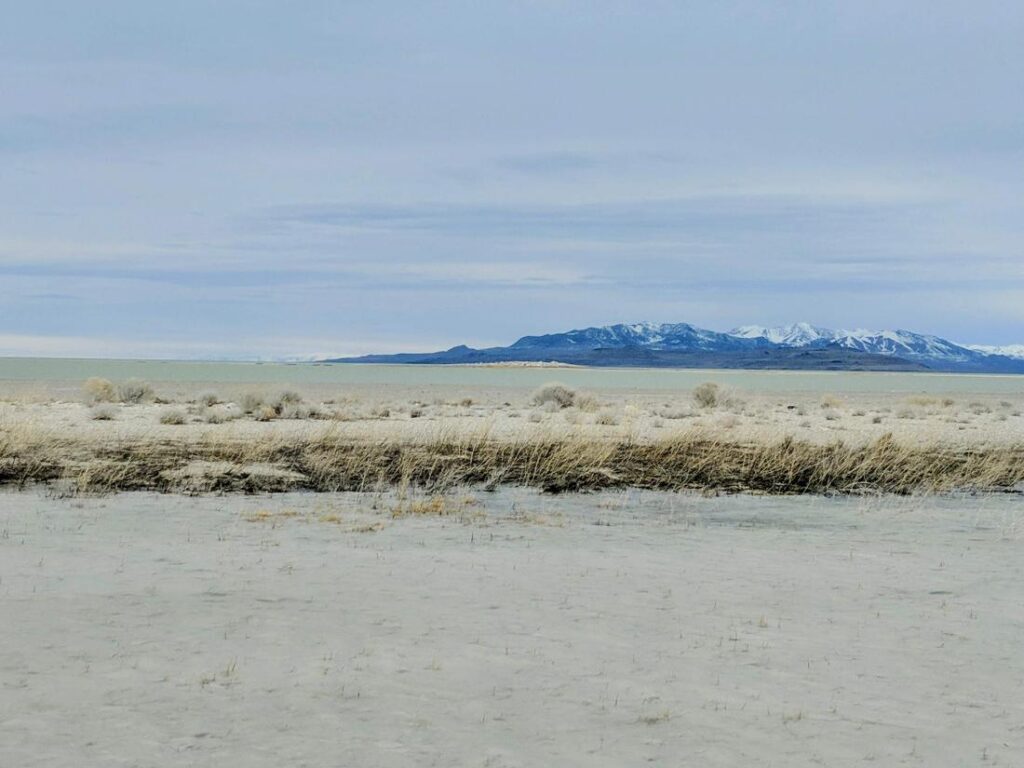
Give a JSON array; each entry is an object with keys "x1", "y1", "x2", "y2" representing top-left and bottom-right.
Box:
[{"x1": 327, "y1": 322, "x2": 1024, "y2": 373}]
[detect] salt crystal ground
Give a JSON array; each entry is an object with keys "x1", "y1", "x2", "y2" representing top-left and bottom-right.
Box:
[{"x1": 2, "y1": 489, "x2": 1021, "y2": 767}]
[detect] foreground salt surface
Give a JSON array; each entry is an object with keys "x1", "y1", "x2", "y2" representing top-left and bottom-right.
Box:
[{"x1": 2, "y1": 491, "x2": 1022, "y2": 767}]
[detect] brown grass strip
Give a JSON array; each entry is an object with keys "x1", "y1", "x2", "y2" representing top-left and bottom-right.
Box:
[{"x1": 0, "y1": 427, "x2": 1021, "y2": 496}]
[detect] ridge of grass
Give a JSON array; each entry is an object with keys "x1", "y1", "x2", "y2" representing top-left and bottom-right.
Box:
[{"x1": 1, "y1": 425, "x2": 1021, "y2": 497}]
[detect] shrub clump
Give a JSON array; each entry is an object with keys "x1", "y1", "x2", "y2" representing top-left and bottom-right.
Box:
[
  {"x1": 117, "y1": 379, "x2": 154, "y2": 404},
  {"x1": 159, "y1": 409, "x2": 187, "y2": 425},
  {"x1": 254, "y1": 404, "x2": 278, "y2": 422},
  {"x1": 240, "y1": 393, "x2": 264, "y2": 414},
  {"x1": 90, "y1": 405, "x2": 117, "y2": 421},
  {"x1": 532, "y1": 383, "x2": 577, "y2": 409},
  {"x1": 83, "y1": 377, "x2": 116, "y2": 404},
  {"x1": 198, "y1": 392, "x2": 220, "y2": 407},
  {"x1": 693, "y1": 382, "x2": 720, "y2": 409},
  {"x1": 275, "y1": 390, "x2": 302, "y2": 406}
]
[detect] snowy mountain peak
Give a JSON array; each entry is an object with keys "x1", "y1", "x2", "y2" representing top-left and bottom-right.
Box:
[
  {"x1": 967, "y1": 344, "x2": 1024, "y2": 360},
  {"x1": 332, "y1": 321, "x2": 1024, "y2": 372},
  {"x1": 728, "y1": 323, "x2": 993, "y2": 364},
  {"x1": 730, "y1": 322, "x2": 833, "y2": 346}
]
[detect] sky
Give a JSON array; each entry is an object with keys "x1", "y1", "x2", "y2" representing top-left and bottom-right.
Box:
[{"x1": 2, "y1": 1, "x2": 1023, "y2": 359}]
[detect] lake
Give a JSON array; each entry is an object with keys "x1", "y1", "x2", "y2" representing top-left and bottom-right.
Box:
[{"x1": 1, "y1": 356, "x2": 1022, "y2": 395}]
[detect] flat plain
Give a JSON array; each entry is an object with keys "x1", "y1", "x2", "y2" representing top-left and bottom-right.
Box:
[
  {"x1": 1, "y1": 364, "x2": 1022, "y2": 766},
  {"x1": 2, "y1": 489, "x2": 1022, "y2": 767}
]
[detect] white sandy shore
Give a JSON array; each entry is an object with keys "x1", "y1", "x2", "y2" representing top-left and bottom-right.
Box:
[{"x1": 1, "y1": 489, "x2": 1022, "y2": 766}]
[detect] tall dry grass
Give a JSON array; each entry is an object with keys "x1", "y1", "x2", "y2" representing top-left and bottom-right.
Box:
[{"x1": 0, "y1": 424, "x2": 1021, "y2": 497}]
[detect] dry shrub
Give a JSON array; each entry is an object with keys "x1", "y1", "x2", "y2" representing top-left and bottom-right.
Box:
[
  {"x1": 83, "y1": 377, "x2": 116, "y2": 404},
  {"x1": 594, "y1": 411, "x2": 619, "y2": 426},
  {"x1": 659, "y1": 407, "x2": 695, "y2": 420},
  {"x1": 241, "y1": 393, "x2": 264, "y2": 414},
  {"x1": 90, "y1": 405, "x2": 117, "y2": 421},
  {"x1": 276, "y1": 390, "x2": 302, "y2": 406},
  {"x1": 532, "y1": 383, "x2": 576, "y2": 409},
  {"x1": 159, "y1": 409, "x2": 187, "y2": 425},
  {"x1": 693, "y1": 383, "x2": 720, "y2": 409},
  {"x1": 255, "y1": 405, "x2": 277, "y2": 422},
  {"x1": 198, "y1": 392, "x2": 220, "y2": 407},
  {"x1": 117, "y1": 378, "x2": 154, "y2": 404},
  {"x1": 204, "y1": 409, "x2": 230, "y2": 424}
]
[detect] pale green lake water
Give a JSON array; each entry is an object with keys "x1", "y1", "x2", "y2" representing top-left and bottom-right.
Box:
[{"x1": 1, "y1": 357, "x2": 1022, "y2": 395}]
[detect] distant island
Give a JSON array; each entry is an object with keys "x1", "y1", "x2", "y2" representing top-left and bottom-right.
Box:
[{"x1": 327, "y1": 321, "x2": 1024, "y2": 373}]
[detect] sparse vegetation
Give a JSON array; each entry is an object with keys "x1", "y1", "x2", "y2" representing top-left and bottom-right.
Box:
[
  {"x1": 117, "y1": 378, "x2": 154, "y2": 404},
  {"x1": 90, "y1": 405, "x2": 117, "y2": 421},
  {"x1": 83, "y1": 377, "x2": 116, "y2": 404},
  {"x1": 276, "y1": 390, "x2": 302, "y2": 406},
  {"x1": 159, "y1": 409, "x2": 187, "y2": 425},
  {"x1": 254, "y1": 404, "x2": 278, "y2": 422},
  {"x1": 198, "y1": 392, "x2": 220, "y2": 407},
  {"x1": 241, "y1": 393, "x2": 264, "y2": 414},
  {"x1": 532, "y1": 383, "x2": 577, "y2": 409},
  {"x1": 693, "y1": 382, "x2": 720, "y2": 409},
  {"x1": 203, "y1": 409, "x2": 231, "y2": 424}
]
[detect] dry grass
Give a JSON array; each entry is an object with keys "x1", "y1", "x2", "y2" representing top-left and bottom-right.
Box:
[{"x1": 0, "y1": 425, "x2": 1021, "y2": 497}]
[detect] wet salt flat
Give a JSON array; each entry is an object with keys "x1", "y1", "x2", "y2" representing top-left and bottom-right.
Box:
[{"x1": 2, "y1": 489, "x2": 1022, "y2": 767}]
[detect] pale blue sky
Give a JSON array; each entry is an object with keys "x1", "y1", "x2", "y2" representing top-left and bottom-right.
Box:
[{"x1": 2, "y1": 1, "x2": 1022, "y2": 358}]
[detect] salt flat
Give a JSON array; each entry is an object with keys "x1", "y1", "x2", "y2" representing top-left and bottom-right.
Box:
[
  {"x1": 2, "y1": 489, "x2": 1021, "y2": 767},
  {"x1": 2, "y1": 373, "x2": 1023, "y2": 449}
]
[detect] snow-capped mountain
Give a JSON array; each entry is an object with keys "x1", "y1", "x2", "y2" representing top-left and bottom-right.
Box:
[
  {"x1": 731, "y1": 323, "x2": 984, "y2": 365},
  {"x1": 329, "y1": 321, "x2": 1024, "y2": 373},
  {"x1": 967, "y1": 344, "x2": 1024, "y2": 360},
  {"x1": 510, "y1": 322, "x2": 767, "y2": 352},
  {"x1": 730, "y1": 322, "x2": 833, "y2": 346}
]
